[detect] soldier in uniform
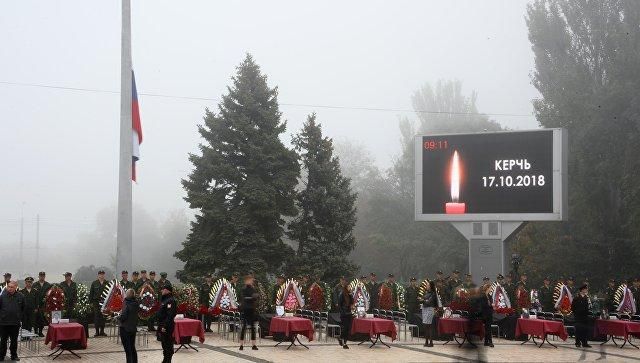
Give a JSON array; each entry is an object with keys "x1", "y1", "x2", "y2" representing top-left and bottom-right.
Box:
[
  {"x1": 632, "y1": 278, "x2": 640, "y2": 314},
  {"x1": 519, "y1": 272, "x2": 528, "y2": 289},
  {"x1": 405, "y1": 277, "x2": 419, "y2": 317},
  {"x1": 120, "y1": 270, "x2": 134, "y2": 290},
  {"x1": 447, "y1": 270, "x2": 461, "y2": 302},
  {"x1": 482, "y1": 276, "x2": 491, "y2": 286},
  {"x1": 462, "y1": 273, "x2": 476, "y2": 289},
  {"x1": 385, "y1": 274, "x2": 400, "y2": 310},
  {"x1": 131, "y1": 271, "x2": 139, "y2": 288},
  {"x1": 496, "y1": 274, "x2": 504, "y2": 285},
  {"x1": 503, "y1": 274, "x2": 516, "y2": 306},
  {"x1": 539, "y1": 276, "x2": 554, "y2": 312},
  {"x1": 230, "y1": 272, "x2": 240, "y2": 300},
  {"x1": 158, "y1": 272, "x2": 171, "y2": 290},
  {"x1": 22, "y1": 277, "x2": 38, "y2": 333},
  {"x1": 333, "y1": 276, "x2": 346, "y2": 311},
  {"x1": 367, "y1": 273, "x2": 379, "y2": 311},
  {"x1": 147, "y1": 271, "x2": 159, "y2": 332},
  {"x1": 34, "y1": 271, "x2": 51, "y2": 337},
  {"x1": 199, "y1": 274, "x2": 214, "y2": 332},
  {"x1": 60, "y1": 272, "x2": 78, "y2": 318},
  {"x1": 604, "y1": 278, "x2": 617, "y2": 312},
  {"x1": 566, "y1": 276, "x2": 576, "y2": 297},
  {"x1": 135, "y1": 270, "x2": 149, "y2": 291},
  {"x1": 89, "y1": 270, "x2": 108, "y2": 337},
  {"x1": 0, "y1": 273, "x2": 11, "y2": 289}
]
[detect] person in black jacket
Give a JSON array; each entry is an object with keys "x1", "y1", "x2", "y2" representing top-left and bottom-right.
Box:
[
  {"x1": 118, "y1": 288, "x2": 139, "y2": 363},
  {"x1": 337, "y1": 278, "x2": 354, "y2": 349},
  {"x1": 156, "y1": 284, "x2": 177, "y2": 363},
  {"x1": 239, "y1": 274, "x2": 259, "y2": 351},
  {"x1": 420, "y1": 280, "x2": 437, "y2": 347},
  {"x1": 571, "y1": 284, "x2": 591, "y2": 348},
  {"x1": 0, "y1": 281, "x2": 25, "y2": 361},
  {"x1": 478, "y1": 284, "x2": 494, "y2": 347}
]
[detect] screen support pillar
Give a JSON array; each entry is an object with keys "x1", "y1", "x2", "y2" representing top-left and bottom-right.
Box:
[{"x1": 451, "y1": 222, "x2": 524, "y2": 285}]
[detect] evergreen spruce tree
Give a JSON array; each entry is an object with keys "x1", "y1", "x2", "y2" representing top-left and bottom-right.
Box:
[
  {"x1": 175, "y1": 54, "x2": 300, "y2": 281},
  {"x1": 287, "y1": 114, "x2": 358, "y2": 281}
]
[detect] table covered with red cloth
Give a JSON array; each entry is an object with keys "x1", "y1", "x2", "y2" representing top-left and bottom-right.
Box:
[
  {"x1": 438, "y1": 317, "x2": 484, "y2": 338},
  {"x1": 269, "y1": 316, "x2": 315, "y2": 341},
  {"x1": 595, "y1": 319, "x2": 640, "y2": 340},
  {"x1": 173, "y1": 318, "x2": 206, "y2": 344},
  {"x1": 351, "y1": 318, "x2": 397, "y2": 341},
  {"x1": 44, "y1": 323, "x2": 87, "y2": 350},
  {"x1": 515, "y1": 318, "x2": 568, "y2": 341}
]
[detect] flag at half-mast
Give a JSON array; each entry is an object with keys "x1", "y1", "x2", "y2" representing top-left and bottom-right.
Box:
[{"x1": 132, "y1": 70, "x2": 143, "y2": 182}]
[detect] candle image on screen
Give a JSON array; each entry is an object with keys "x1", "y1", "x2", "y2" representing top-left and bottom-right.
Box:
[{"x1": 445, "y1": 150, "x2": 466, "y2": 214}]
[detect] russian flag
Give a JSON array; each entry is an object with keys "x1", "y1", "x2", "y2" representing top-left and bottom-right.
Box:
[{"x1": 132, "y1": 71, "x2": 143, "y2": 182}]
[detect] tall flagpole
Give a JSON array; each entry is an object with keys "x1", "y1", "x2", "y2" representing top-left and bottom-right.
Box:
[{"x1": 116, "y1": 0, "x2": 133, "y2": 276}]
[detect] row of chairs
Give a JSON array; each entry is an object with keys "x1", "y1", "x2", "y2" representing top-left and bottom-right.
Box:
[
  {"x1": 294, "y1": 310, "x2": 341, "y2": 342},
  {"x1": 217, "y1": 310, "x2": 262, "y2": 342},
  {"x1": 372, "y1": 309, "x2": 419, "y2": 340}
]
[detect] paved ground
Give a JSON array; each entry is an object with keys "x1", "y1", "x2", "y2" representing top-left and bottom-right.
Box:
[{"x1": 15, "y1": 329, "x2": 640, "y2": 362}]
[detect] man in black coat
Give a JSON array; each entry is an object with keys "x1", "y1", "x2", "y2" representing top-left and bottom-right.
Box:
[
  {"x1": 571, "y1": 284, "x2": 591, "y2": 348},
  {"x1": 0, "y1": 281, "x2": 25, "y2": 361},
  {"x1": 21, "y1": 277, "x2": 38, "y2": 333},
  {"x1": 34, "y1": 271, "x2": 51, "y2": 337},
  {"x1": 156, "y1": 285, "x2": 177, "y2": 363},
  {"x1": 118, "y1": 288, "x2": 139, "y2": 363},
  {"x1": 475, "y1": 285, "x2": 494, "y2": 347}
]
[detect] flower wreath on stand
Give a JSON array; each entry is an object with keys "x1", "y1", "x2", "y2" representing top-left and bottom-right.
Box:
[
  {"x1": 349, "y1": 279, "x2": 370, "y2": 313},
  {"x1": 254, "y1": 280, "x2": 269, "y2": 314},
  {"x1": 276, "y1": 279, "x2": 305, "y2": 312},
  {"x1": 208, "y1": 278, "x2": 239, "y2": 316},
  {"x1": 307, "y1": 281, "x2": 331, "y2": 312},
  {"x1": 553, "y1": 283, "x2": 573, "y2": 315},
  {"x1": 101, "y1": 279, "x2": 125, "y2": 316},
  {"x1": 488, "y1": 282, "x2": 514, "y2": 315},
  {"x1": 176, "y1": 284, "x2": 200, "y2": 318},
  {"x1": 614, "y1": 284, "x2": 637, "y2": 315},
  {"x1": 449, "y1": 287, "x2": 472, "y2": 313},
  {"x1": 45, "y1": 285, "x2": 66, "y2": 320},
  {"x1": 378, "y1": 283, "x2": 393, "y2": 311},
  {"x1": 72, "y1": 284, "x2": 91, "y2": 321},
  {"x1": 395, "y1": 283, "x2": 406, "y2": 312},
  {"x1": 138, "y1": 284, "x2": 158, "y2": 320}
]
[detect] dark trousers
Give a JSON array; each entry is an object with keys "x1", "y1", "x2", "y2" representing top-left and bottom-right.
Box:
[
  {"x1": 483, "y1": 318, "x2": 493, "y2": 344},
  {"x1": 22, "y1": 309, "x2": 35, "y2": 331},
  {"x1": 120, "y1": 327, "x2": 137, "y2": 363},
  {"x1": 240, "y1": 310, "x2": 256, "y2": 341},
  {"x1": 35, "y1": 309, "x2": 46, "y2": 334},
  {"x1": 0, "y1": 325, "x2": 19, "y2": 358},
  {"x1": 201, "y1": 314, "x2": 212, "y2": 331},
  {"x1": 147, "y1": 316, "x2": 156, "y2": 331},
  {"x1": 575, "y1": 321, "x2": 588, "y2": 346},
  {"x1": 159, "y1": 328, "x2": 174, "y2": 363},
  {"x1": 93, "y1": 305, "x2": 105, "y2": 332},
  {"x1": 340, "y1": 314, "x2": 352, "y2": 342}
]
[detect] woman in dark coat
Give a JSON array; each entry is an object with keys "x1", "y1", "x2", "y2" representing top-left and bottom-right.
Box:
[
  {"x1": 337, "y1": 278, "x2": 354, "y2": 349},
  {"x1": 239, "y1": 274, "x2": 259, "y2": 351},
  {"x1": 571, "y1": 284, "x2": 591, "y2": 348},
  {"x1": 118, "y1": 288, "x2": 139, "y2": 363},
  {"x1": 421, "y1": 280, "x2": 437, "y2": 347}
]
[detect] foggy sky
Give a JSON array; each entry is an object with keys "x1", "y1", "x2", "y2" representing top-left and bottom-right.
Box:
[{"x1": 0, "y1": 0, "x2": 539, "y2": 276}]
